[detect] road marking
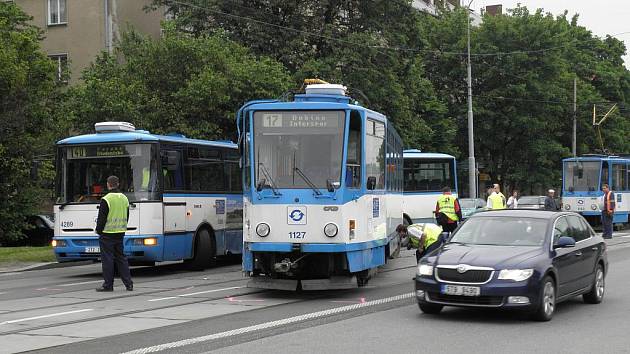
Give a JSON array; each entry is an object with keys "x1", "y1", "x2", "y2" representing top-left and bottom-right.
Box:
[
  {"x1": 58, "y1": 280, "x2": 102, "y2": 287},
  {"x1": 330, "y1": 297, "x2": 366, "y2": 304},
  {"x1": 146, "y1": 287, "x2": 244, "y2": 302},
  {"x1": 226, "y1": 297, "x2": 264, "y2": 303},
  {"x1": 124, "y1": 292, "x2": 414, "y2": 354},
  {"x1": 35, "y1": 288, "x2": 63, "y2": 291},
  {"x1": 0, "y1": 292, "x2": 6, "y2": 295},
  {"x1": 0, "y1": 309, "x2": 93, "y2": 325}
]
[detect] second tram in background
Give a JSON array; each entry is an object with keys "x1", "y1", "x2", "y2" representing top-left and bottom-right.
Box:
[
  {"x1": 402, "y1": 150, "x2": 458, "y2": 225},
  {"x1": 562, "y1": 154, "x2": 629, "y2": 226},
  {"x1": 238, "y1": 83, "x2": 404, "y2": 290}
]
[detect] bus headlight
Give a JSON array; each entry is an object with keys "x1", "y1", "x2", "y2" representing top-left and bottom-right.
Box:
[
  {"x1": 324, "y1": 223, "x2": 338, "y2": 237},
  {"x1": 143, "y1": 238, "x2": 157, "y2": 246},
  {"x1": 256, "y1": 223, "x2": 270, "y2": 237},
  {"x1": 52, "y1": 239, "x2": 66, "y2": 247}
]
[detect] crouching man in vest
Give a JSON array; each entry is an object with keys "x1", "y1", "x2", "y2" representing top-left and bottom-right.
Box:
[
  {"x1": 95, "y1": 175, "x2": 133, "y2": 292},
  {"x1": 397, "y1": 223, "x2": 445, "y2": 263}
]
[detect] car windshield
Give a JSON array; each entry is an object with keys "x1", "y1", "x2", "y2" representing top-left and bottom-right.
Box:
[
  {"x1": 253, "y1": 110, "x2": 345, "y2": 189},
  {"x1": 57, "y1": 143, "x2": 159, "y2": 203},
  {"x1": 564, "y1": 161, "x2": 600, "y2": 192},
  {"x1": 450, "y1": 217, "x2": 548, "y2": 246},
  {"x1": 459, "y1": 199, "x2": 479, "y2": 208},
  {"x1": 518, "y1": 196, "x2": 542, "y2": 205}
]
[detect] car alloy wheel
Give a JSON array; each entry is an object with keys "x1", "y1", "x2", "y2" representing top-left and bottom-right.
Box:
[
  {"x1": 584, "y1": 264, "x2": 605, "y2": 304},
  {"x1": 543, "y1": 281, "x2": 555, "y2": 317}
]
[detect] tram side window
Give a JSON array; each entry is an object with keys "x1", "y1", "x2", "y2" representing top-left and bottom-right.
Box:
[
  {"x1": 601, "y1": 162, "x2": 609, "y2": 191},
  {"x1": 346, "y1": 111, "x2": 362, "y2": 189},
  {"x1": 366, "y1": 119, "x2": 385, "y2": 190},
  {"x1": 612, "y1": 164, "x2": 628, "y2": 191}
]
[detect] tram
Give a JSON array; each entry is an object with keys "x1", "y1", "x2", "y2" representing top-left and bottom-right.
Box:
[
  {"x1": 402, "y1": 150, "x2": 458, "y2": 224},
  {"x1": 562, "y1": 155, "x2": 630, "y2": 226},
  {"x1": 238, "y1": 83, "x2": 404, "y2": 290}
]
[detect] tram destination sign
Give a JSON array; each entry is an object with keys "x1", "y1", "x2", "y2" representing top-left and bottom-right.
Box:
[{"x1": 257, "y1": 111, "x2": 341, "y2": 130}]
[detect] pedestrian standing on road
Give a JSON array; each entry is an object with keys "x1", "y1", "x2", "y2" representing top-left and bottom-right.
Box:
[
  {"x1": 435, "y1": 186, "x2": 462, "y2": 234},
  {"x1": 544, "y1": 189, "x2": 560, "y2": 211},
  {"x1": 397, "y1": 223, "x2": 445, "y2": 262},
  {"x1": 601, "y1": 184, "x2": 616, "y2": 239},
  {"x1": 487, "y1": 183, "x2": 506, "y2": 210},
  {"x1": 507, "y1": 190, "x2": 519, "y2": 209},
  {"x1": 95, "y1": 175, "x2": 133, "y2": 292}
]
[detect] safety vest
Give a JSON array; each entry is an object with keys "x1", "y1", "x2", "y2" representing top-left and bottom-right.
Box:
[
  {"x1": 488, "y1": 193, "x2": 506, "y2": 210},
  {"x1": 141, "y1": 168, "x2": 150, "y2": 190},
  {"x1": 605, "y1": 191, "x2": 614, "y2": 212},
  {"x1": 408, "y1": 223, "x2": 443, "y2": 249},
  {"x1": 437, "y1": 194, "x2": 459, "y2": 221},
  {"x1": 102, "y1": 193, "x2": 129, "y2": 233}
]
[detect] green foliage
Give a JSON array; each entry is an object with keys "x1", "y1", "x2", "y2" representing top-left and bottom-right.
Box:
[
  {"x1": 67, "y1": 27, "x2": 291, "y2": 140},
  {"x1": 0, "y1": 2, "x2": 59, "y2": 244}
]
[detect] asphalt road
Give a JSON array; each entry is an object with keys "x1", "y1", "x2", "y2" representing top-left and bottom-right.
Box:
[{"x1": 0, "y1": 233, "x2": 629, "y2": 354}]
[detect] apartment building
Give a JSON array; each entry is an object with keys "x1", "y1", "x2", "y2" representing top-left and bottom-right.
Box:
[{"x1": 15, "y1": 0, "x2": 164, "y2": 83}]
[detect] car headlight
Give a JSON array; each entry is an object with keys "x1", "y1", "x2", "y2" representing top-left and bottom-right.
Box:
[
  {"x1": 256, "y1": 223, "x2": 270, "y2": 237},
  {"x1": 324, "y1": 223, "x2": 338, "y2": 237},
  {"x1": 417, "y1": 264, "x2": 434, "y2": 277},
  {"x1": 498, "y1": 269, "x2": 534, "y2": 282}
]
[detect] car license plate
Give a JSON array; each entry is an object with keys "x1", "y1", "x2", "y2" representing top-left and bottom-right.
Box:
[
  {"x1": 441, "y1": 284, "x2": 480, "y2": 296},
  {"x1": 85, "y1": 247, "x2": 100, "y2": 253}
]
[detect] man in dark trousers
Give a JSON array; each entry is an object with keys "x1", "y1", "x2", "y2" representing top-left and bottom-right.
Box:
[
  {"x1": 602, "y1": 183, "x2": 616, "y2": 239},
  {"x1": 95, "y1": 175, "x2": 133, "y2": 292},
  {"x1": 435, "y1": 186, "x2": 462, "y2": 234}
]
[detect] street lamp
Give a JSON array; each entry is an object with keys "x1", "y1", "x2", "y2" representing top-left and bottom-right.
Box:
[{"x1": 466, "y1": 0, "x2": 477, "y2": 198}]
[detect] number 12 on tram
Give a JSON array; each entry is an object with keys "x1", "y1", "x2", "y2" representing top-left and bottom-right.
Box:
[{"x1": 238, "y1": 84, "x2": 404, "y2": 290}]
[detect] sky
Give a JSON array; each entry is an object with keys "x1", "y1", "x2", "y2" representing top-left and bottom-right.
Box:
[{"x1": 475, "y1": 0, "x2": 630, "y2": 67}]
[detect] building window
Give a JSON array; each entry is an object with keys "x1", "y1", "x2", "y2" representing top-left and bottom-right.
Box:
[
  {"x1": 49, "y1": 54, "x2": 68, "y2": 82},
  {"x1": 48, "y1": 0, "x2": 67, "y2": 25}
]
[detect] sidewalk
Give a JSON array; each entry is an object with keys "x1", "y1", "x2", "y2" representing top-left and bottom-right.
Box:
[{"x1": 0, "y1": 260, "x2": 92, "y2": 273}]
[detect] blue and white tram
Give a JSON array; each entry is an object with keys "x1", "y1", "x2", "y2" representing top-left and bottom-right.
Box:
[
  {"x1": 562, "y1": 155, "x2": 630, "y2": 226},
  {"x1": 238, "y1": 84, "x2": 404, "y2": 290},
  {"x1": 402, "y1": 150, "x2": 458, "y2": 225},
  {"x1": 53, "y1": 122, "x2": 243, "y2": 268}
]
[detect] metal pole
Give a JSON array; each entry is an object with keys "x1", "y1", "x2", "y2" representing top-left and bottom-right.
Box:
[
  {"x1": 572, "y1": 77, "x2": 577, "y2": 157},
  {"x1": 466, "y1": 3, "x2": 477, "y2": 199}
]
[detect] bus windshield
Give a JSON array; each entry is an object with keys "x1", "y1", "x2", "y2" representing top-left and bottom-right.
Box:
[
  {"x1": 57, "y1": 143, "x2": 159, "y2": 203},
  {"x1": 253, "y1": 110, "x2": 344, "y2": 190},
  {"x1": 404, "y1": 158, "x2": 456, "y2": 192},
  {"x1": 564, "y1": 161, "x2": 600, "y2": 192}
]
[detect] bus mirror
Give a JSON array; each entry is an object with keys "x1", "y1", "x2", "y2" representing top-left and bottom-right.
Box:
[
  {"x1": 256, "y1": 178, "x2": 266, "y2": 192},
  {"x1": 367, "y1": 176, "x2": 376, "y2": 190}
]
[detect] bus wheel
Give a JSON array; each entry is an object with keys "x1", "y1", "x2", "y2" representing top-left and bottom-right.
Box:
[{"x1": 187, "y1": 228, "x2": 216, "y2": 270}]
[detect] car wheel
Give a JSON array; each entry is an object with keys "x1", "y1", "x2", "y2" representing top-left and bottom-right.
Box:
[
  {"x1": 418, "y1": 302, "x2": 443, "y2": 314},
  {"x1": 532, "y1": 276, "x2": 555, "y2": 321},
  {"x1": 583, "y1": 264, "x2": 605, "y2": 304}
]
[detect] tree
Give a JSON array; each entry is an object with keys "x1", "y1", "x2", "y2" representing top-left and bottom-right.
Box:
[
  {"x1": 0, "y1": 2, "x2": 59, "y2": 244},
  {"x1": 66, "y1": 25, "x2": 291, "y2": 141}
]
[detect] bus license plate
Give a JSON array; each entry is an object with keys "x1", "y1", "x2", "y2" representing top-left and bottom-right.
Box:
[
  {"x1": 85, "y1": 247, "x2": 100, "y2": 253},
  {"x1": 441, "y1": 284, "x2": 480, "y2": 296}
]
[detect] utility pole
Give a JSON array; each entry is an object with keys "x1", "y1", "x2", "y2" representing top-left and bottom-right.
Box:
[
  {"x1": 466, "y1": 1, "x2": 477, "y2": 199},
  {"x1": 572, "y1": 78, "x2": 577, "y2": 157}
]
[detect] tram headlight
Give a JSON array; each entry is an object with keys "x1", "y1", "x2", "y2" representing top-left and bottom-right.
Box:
[
  {"x1": 256, "y1": 223, "x2": 270, "y2": 237},
  {"x1": 324, "y1": 223, "x2": 338, "y2": 238},
  {"x1": 591, "y1": 204, "x2": 598, "y2": 211},
  {"x1": 565, "y1": 204, "x2": 571, "y2": 210}
]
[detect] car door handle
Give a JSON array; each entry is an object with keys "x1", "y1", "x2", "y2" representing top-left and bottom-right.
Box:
[
  {"x1": 591, "y1": 247, "x2": 598, "y2": 251},
  {"x1": 574, "y1": 251, "x2": 583, "y2": 257}
]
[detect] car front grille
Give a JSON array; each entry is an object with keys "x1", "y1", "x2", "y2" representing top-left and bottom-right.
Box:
[
  {"x1": 436, "y1": 268, "x2": 493, "y2": 284},
  {"x1": 427, "y1": 292, "x2": 503, "y2": 306}
]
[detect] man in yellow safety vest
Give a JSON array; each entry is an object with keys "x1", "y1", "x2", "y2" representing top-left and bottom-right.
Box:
[
  {"x1": 95, "y1": 175, "x2": 133, "y2": 292},
  {"x1": 435, "y1": 186, "x2": 462, "y2": 234},
  {"x1": 487, "y1": 183, "x2": 506, "y2": 210},
  {"x1": 397, "y1": 223, "x2": 445, "y2": 262}
]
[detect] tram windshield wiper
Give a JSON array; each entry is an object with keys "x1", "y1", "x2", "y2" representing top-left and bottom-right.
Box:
[
  {"x1": 257, "y1": 162, "x2": 280, "y2": 196},
  {"x1": 293, "y1": 167, "x2": 322, "y2": 196}
]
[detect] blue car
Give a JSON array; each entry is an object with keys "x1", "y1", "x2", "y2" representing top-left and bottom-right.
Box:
[{"x1": 415, "y1": 210, "x2": 608, "y2": 321}]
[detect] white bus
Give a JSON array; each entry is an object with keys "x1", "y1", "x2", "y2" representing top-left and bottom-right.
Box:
[
  {"x1": 402, "y1": 150, "x2": 458, "y2": 224},
  {"x1": 52, "y1": 122, "x2": 242, "y2": 269}
]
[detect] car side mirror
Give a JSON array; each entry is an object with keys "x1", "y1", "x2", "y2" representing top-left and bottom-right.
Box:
[
  {"x1": 367, "y1": 176, "x2": 376, "y2": 190},
  {"x1": 554, "y1": 236, "x2": 576, "y2": 249}
]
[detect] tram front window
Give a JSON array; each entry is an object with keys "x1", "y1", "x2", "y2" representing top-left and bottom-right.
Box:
[
  {"x1": 253, "y1": 111, "x2": 345, "y2": 190},
  {"x1": 564, "y1": 161, "x2": 600, "y2": 192},
  {"x1": 57, "y1": 144, "x2": 159, "y2": 203}
]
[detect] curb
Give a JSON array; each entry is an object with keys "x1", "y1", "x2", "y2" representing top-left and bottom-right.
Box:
[{"x1": 0, "y1": 260, "x2": 93, "y2": 274}]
